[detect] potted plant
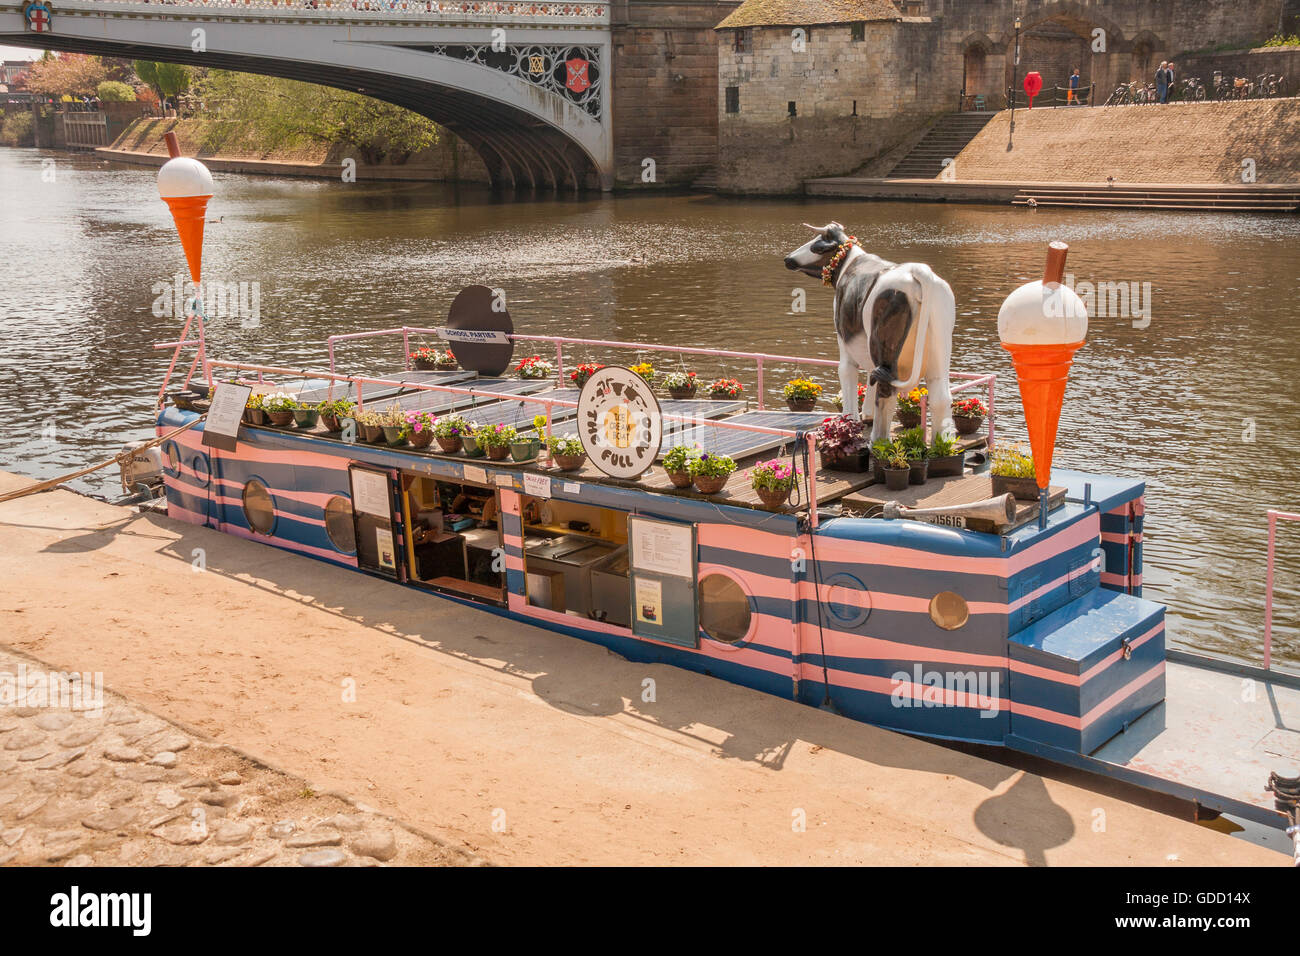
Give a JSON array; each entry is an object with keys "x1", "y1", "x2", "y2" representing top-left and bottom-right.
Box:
[
  {"x1": 434, "y1": 349, "x2": 458, "y2": 370},
  {"x1": 689, "y1": 452, "x2": 736, "y2": 495},
  {"x1": 899, "y1": 426, "x2": 929, "y2": 485},
  {"x1": 433, "y1": 414, "x2": 469, "y2": 454},
  {"x1": 832, "y1": 383, "x2": 870, "y2": 417},
  {"x1": 662, "y1": 444, "x2": 698, "y2": 488},
  {"x1": 410, "y1": 346, "x2": 440, "y2": 371},
  {"x1": 547, "y1": 436, "x2": 587, "y2": 472},
  {"x1": 405, "y1": 410, "x2": 435, "y2": 449},
  {"x1": 292, "y1": 401, "x2": 322, "y2": 429},
  {"x1": 816, "y1": 414, "x2": 869, "y2": 472},
  {"x1": 462, "y1": 425, "x2": 485, "y2": 458},
  {"x1": 895, "y1": 386, "x2": 927, "y2": 429},
  {"x1": 662, "y1": 370, "x2": 698, "y2": 400},
  {"x1": 476, "y1": 423, "x2": 517, "y2": 460},
  {"x1": 953, "y1": 397, "x2": 988, "y2": 436},
  {"x1": 357, "y1": 410, "x2": 386, "y2": 444},
  {"x1": 514, "y1": 356, "x2": 554, "y2": 380},
  {"x1": 244, "y1": 392, "x2": 266, "y2": 426},
  {"x1": 569, "y1": 363, "x2": 604, "y2": 389},
  {"x1": 783, "y1": 378, "x2": 822, "y2": 411},
  {"x1": 318, "y1": 398, "x2": 355, "y2": 433},
  {"x1": 751, "y1": 458, "x2": 799, "y2": 510},
  {"x1": 708, "y1": 378, "x2": 744, "y2": 400},
  {"x1": 262, "y1": 392, "x2": 296, "y2": 427},
  {"x1": 991, "y1": 443, "x2": 1038, "y2": 501},
  {"x1": 883, "y1": 443, "x2": 911, "y2": 491},
  {"x1": 629, "y1": 361, "x2": 656, "y2": 386},
  {"x1": 869, "y1": 438, "x2": 893, "y2": 483},
  {"x1": 382, "y1": 405, "x2": 409, "y2": 447},
  {"x1": 927, "y1": 433, "x2": 965, "y2": 478},
  {"x1": 510, "y1": 430, "x2": 543, "y2": 462}
]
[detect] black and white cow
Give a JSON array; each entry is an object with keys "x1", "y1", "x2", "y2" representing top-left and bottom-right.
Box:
[{"x1": 785, "y1": 221, "x2": 957, "y2": 444}]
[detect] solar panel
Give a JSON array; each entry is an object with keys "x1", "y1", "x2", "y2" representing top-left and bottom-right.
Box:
[
  {"x1": 519, "y1": 398, "x2": 744, "y2": 443},
  {"x1": 364, "y1": 377, "x2": 552, "y2": 415},
  {"x1": 291, "y1": 369, "x2": 476, "y2": 405},
  {"x1": 661, "y1": 409, "x2": 826, "y2": 461},
  {"x1": 460, "y1": 398, "x2": 578, "y2": 430}
]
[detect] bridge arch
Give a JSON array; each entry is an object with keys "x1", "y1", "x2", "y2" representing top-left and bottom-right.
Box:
[{"x1": 0, "y1": 0, "x2": 613, "y2": 191}]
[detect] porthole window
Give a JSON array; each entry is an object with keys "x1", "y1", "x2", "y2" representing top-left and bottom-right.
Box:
[
  {"x1": 930, "y1": 591, "x2": 970, "y2": 630},
  {"x1": 242, "y1": 479, "x2": 276, "y2": 536},
  {"x1": 164, "y1": 442, "x2": 180, "y2": 476},
  {"x1": 325, "y1": 495, "x2": 356, "y2": 553},
  {"x1": 699, "y1": 573, "x2": 753, "y2": 645},
  {"x1": 824, "y1": 572, "x2": 872, "y2": 628},
  {"x1": 191, "y1": 456, "x2": 210, "y2": 487}
]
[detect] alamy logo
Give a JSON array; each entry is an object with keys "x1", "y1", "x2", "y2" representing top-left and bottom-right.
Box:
[
  {"x1": 0, "y1": 664, "x2": 102, "y2": 716},
  {"x1": 151, "y1": 274, "x2": 261, "y2": 328},
  {"x1": 890, "y1": 665, "x2": 1001, "y2": 718},
  {"x1": 49, "y1": 886, "x2": 151, "y2": 936}
]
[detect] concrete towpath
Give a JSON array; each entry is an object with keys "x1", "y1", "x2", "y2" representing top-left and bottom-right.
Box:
[{"x1": 0, "y1": 473, "x2": 1283, "y2": 866}]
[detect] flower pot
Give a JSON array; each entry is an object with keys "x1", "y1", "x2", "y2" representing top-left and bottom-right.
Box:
[
  {"x1": 756, "y1": 486, "x2": 791, "y2": 510},
  {"x1": 415, "y1": 358, "x2": 442, "y2": 371},
  {"x1": 510, "y1": 438, "x2": 542, "y2": 462},
  {"x1": 693, "y1": 474, "x2": 728, "y2": 495},
  {"x1": 819, "y1": 448, "x2": 870, "y2": 473},
  {"x1": 554, "y1": 453, "x2": 587, "y2": 472},
  {"x1": 666, "y1": 469, "x2": 693, "y2": 488},
  {"x1": 486, "y1": 445, "x2": 510, "y2": 461},
  {"x1": 709, "y1": 392, "x2": 739, "y2": 401},
  {"x1": 320, "y1": 414, "x2": 342, "y2": 433},
  {"x1": 908, "y1": 459, "x2": 928, "y2": 485},
  {"x1": 247, "y1": 407, "x2": 266, "y2": 426},
  {"x1": 992, "y1": 474, "x2": 1040, "y2": 502},
  {"x1": 383, "y1": 425, "x2": 408, "y2": 447},
  {"x1": 787, "y1": 397, "x2": 817, "y2": 411},
  {"x1": 884, "y1": 467, "x2": 911, "y2": 491},
  {"x1": 435, "y1": 360, "x2": 458, "y2": 371},
  {"x1": 896, "y1": 409, "x2": 922, "y2": 429},
  {"x1": 267, "y1": 410, "x2": 294, "y2": 426},
  {"x1": 927, "y1": 451, "x2": 965, "y2": 478},
  {"x1": 871, "y1": 456, "x2": 886, "y2": 483},
  {"x1": 362, "y1": 422, "x2": 385, "y2": 444},
  {"x1": 668, "y1": 384, "x2": 697, "y2": 400},
  {"x1": 292, "y1": 408, "x2": 320, "y2": 429},
  {"x1": 462, "y1": 435, "x2": 484, "y2": 457},
  {"x1": 954, "y1": 414, "x2": 985, "y2": 436},
  {"x1": 435, "y1": 435, "x2": 464, "y2": 454},
  {"x1": 409, "y1": 429, "x2": 433, "y2": 449}
]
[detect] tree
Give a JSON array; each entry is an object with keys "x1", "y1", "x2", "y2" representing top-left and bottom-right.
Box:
[
  {"x1": 96, "y1": 80, "x2": 137, "y2": 103},
  {"x1": 133, "y1": 60, "x2": 191, "y2": 106},
  {"x1": 25, "y1": 53, "x2": 108, "y2": 97}
]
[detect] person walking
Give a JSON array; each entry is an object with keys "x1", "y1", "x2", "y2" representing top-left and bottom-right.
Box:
[
  {"x1": 1156, "y1": 61, "x2": 1169, "y2": 103},
  {"x1": 1068, "y1": 68, "x2": 1082, "y2": 104},
  {"x1": 1166, "y1": 61, "x2": 1177, "y2": 101}
]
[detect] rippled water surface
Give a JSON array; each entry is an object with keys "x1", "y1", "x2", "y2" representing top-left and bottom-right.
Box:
[{"x1": 2, "y1": 147, "x2": 1299, "y2": 668}]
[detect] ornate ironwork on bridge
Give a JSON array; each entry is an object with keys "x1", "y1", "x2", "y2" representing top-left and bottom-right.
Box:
[{"x1": 411, "y1": 43, "x2": 602, "y2": 118}]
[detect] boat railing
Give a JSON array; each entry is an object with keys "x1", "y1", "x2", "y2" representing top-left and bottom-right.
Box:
[
  {"x1": 1263, "y1": 509, "x2": 1300, "y2": 671},
  {"x1": 204, "y1": 359, "x2": 831, "y2": 524},
  {"x1": 323, "y1": 326, "x2": 999, "y2": 446}
]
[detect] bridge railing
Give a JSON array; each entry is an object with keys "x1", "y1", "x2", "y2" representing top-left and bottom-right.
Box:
[
  {"x1": 62, "y1": 0, "x2": 610, "y2": 23},
  {"x1": 324, "y1": 325, "x2": 998, "y2": 445}
]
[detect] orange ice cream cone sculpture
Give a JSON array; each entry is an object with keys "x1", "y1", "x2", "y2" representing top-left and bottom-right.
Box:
[
  {"x1": 157, "y1": 131, "x2": 213, "y2": 284},
  {"x1": 998, "y1": 241, "x2": 1089, "y2": 495}
]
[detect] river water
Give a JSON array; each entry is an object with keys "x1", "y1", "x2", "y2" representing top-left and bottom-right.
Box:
[{"x1": 2, "y1": 147, "x2": 1298, "y2": 668}]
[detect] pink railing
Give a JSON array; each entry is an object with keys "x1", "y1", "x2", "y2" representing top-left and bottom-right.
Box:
[
  {"x1": 1262, "y1": 509, "x2": 1300, "y2": 671},
  {"x1": 325, "y1": 326, "x2": 998, "y2": 441}
]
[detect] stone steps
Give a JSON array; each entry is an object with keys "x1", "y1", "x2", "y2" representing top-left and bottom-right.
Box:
[{"x1": 886, "y1": 112, "x2": 998, "y2": 179}]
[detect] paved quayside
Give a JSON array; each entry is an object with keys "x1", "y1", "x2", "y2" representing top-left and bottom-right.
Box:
[{"x1": 0, "y1": 473, "x2": 1283, "y2": 866}]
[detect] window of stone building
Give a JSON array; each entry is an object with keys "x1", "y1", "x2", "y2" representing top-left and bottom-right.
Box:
[
  {"x1": 725, "y1": 86, "x2": 740, "y2": 113},
  {"x1": 788, "y1": 101, "x2": 797, "y2": 117},
  {"x1": 733, "y1": 28, "x2": 753, "y2": 53},
  {"x1": 851, "y1": 22, "x2": 866, "y2": 42}
]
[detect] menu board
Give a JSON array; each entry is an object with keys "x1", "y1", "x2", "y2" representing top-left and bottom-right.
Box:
[
  {"x1": 351, "y1": 469, "x2": 391, "y2": 519},
  {"x1": 630, "y1": 517, "x2": 693, "y2": 579},
  {"x1": 202, "y1": 383, "x2": 251, "y2": 452},
  {"x1": 627, "y1": 516, "x2": 697, "y2": 648}
]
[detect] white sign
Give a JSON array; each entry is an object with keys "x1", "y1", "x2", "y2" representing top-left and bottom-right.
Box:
[
  {"x1": 376, "y1": 528, "x2": 396, "y2": 570},
  {"x1": 495, "y1": 473, "x2": 514, "y2": 488},
  {"x1": 435, "y1": 327, "x2": 511, "y2": 345},
  {"x1": 202, "y1": 382, "x2": 251, "y2": 452},
  {"x1": 563, "y1": 482, "x2": 581, "y2": 495},
  {"x1": 629, "y1": 516, "x2": 693, "y2": 579},
  {"x1": 578, "y1": 366, "x2": 663, "y2": 480},
  {"x1": 523, "y1": 473, "x2": 551, "y2": 499},
  {"x1": 463, "y1": 464, "x2": 487, "y2": 486},
  {"x1": 351, "y1": 469, "x2": 390, "y2": 518}
]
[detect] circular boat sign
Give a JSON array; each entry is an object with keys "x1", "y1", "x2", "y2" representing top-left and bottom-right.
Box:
[
  {"x1": 443, "y1": 285, "x2": 514, "y2": 376},
  {"x1": 578, "y1": 366, "x2": 663, "y2": 480}
]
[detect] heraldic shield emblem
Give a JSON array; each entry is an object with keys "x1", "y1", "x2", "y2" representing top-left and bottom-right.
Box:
[
  {"x1": 24, "y1": 1, "x2": 53, "y2": 33},
  {"x1": 565, "y1": 57, "x2": 590, "y2": 94}
]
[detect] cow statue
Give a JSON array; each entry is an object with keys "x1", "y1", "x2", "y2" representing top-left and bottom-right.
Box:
[{"x1": 785, "y1": 222, "x2": 957, "y2": 445}]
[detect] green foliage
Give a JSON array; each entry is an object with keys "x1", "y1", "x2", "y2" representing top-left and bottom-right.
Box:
[
  {"x1": 662, "y1": 445, "x2": 699, "y2": 473},
  {"x1": 547, "y1": 436, "x2": 585, "y2": 457},
  {"x1": 317, "y1": 398, "x2": 355, "y2": 417},
  {"x1": 991, "y1": 443, "x2": 1036, "y2": 479},
  {"x1": 96, "y1": 80, "x2": 137, "y2": 103},
  {"x1": 929, "y1": 434, "x2": 959, "y2": 459},
  {"x1": 134, "y1": 60, "x2": 191, "y2": 99},
  {"x1": 0, "y1": 111, "x2": 34, "y2": 148},
  {"x1": 194, "y1": 70, "x2": 438, "y2": 164},
  {"x1": 898, "y1": 426, "x2": 928, "y2": 461},
  {"x1": 1263, "y1": 34, "x2": 1300, "y2": 47},
  {"x1": 689, "y1": 453, "x2": 737, "y2": 479},
  {"x1": 885, "y1": 442, "x2": 910, "y2": 470},
  {"x1": 475, "y1": 424, "x2": 517, "y2": 448}
]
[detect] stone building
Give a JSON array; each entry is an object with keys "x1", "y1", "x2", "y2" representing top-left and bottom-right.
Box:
[{"x1": 714, "y1": 0, "x2": 1290, "y2": 194}]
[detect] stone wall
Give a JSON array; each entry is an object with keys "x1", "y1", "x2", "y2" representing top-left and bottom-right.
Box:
[
  {"x1": 1176, "y1": 47, "x2": 1300, "y2": 93},
  {"x1": 717, "y1": 20, "x2": 952, "y2": 194},
  {"x1": 610, "y1": 0, "x2": 740, "y2": 188}
]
